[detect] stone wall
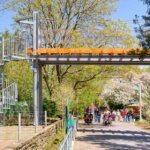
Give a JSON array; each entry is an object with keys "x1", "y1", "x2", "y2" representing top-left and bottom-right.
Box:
[{"x1": 14, "y1": 120, "x2": 64, "y2": 150}]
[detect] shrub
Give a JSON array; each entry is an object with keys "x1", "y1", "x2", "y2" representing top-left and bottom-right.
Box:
[{"x1": 145, "y1": 110, "x2": 150, "y2": 123}]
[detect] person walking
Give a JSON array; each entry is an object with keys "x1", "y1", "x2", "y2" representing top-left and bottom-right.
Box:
[
  {"x1": 122, "y1": 108, "x2": 127, "y2": 122},
  {"x1": 97, "y1": 109, "x2": 101, "y2": 123},
  {"x1": 128, "y1": 110, "x2": 134, "y2": 123},
  {"x1": 94, "y1": 108, "x2": 98, "y2": 122},
  {"x1": 112, "y1": 110, "x2": 116, "y2": 121},
  {"x1": 127, "y1": 111, "x2": 130, "y2": 122},
  {"x1": 116, "y1": 110, "x2": 121, "y2": 122}
]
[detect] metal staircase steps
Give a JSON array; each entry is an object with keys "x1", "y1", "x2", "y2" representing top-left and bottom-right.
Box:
[{"x1": 0, "y1": 83, "x2": 18, "y2": 114}]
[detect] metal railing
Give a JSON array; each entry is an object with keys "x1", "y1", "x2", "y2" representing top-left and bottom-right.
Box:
[
  {"x1": 0, "y1": 111, "x2": 47, "y2": 141},
  {"x1": 0, "y1": 36, "x2": 30, "y2": 62},
  {"x1": 59, "y1": 117, "x2": 78, "y2": 150},
  {"x1": 0, "y1": 82, "x2": 18, "y2": 114}
]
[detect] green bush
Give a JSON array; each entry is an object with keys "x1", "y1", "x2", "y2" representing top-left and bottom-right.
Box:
[
  {"x1": 5, "y1": 101, "x2": 30, "y2": 116},
  {"x1": 43, "y1": 98, "x2": 57, "y2": 117},
  {"x1": 145, "y1": 110, "x2": 150, "y2": 123}
]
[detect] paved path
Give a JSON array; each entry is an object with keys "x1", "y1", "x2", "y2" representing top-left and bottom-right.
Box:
[{"x1": 74, "y1": 121, "x2": 150, "y2": 150}]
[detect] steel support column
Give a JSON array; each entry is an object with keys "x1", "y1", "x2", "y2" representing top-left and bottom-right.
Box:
[
  {"x1": 33, "y1": 61, "x2": 42, "y2": 125},
  {"x1": 33, "y1": 11, "x2": 39, "y2": 126},
  {"x1": 38, "y1": 63, "x2": 43, "y2": 124},
  {"x1": 33, "y1": 60, "x2": 38, "y2": 126}
]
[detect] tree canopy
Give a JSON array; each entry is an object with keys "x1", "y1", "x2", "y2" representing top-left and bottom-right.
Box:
[
  {"x1": 1, "y1": 0, "x2": 141, "y2": 117},
  {"x1": 101, "y1": 71, "x2": 150, "y2": 116},
  {"x1": 134, "y1": 0, "x2": 150, "y2": 49}
]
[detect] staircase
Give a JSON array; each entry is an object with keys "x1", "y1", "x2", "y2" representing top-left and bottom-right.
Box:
[
  {"x1": 0, "y1": 83, "x2": 18, "y2": 114},
  {"x1": 0, "y1": 37, "x2": 18, "y2": 114}
]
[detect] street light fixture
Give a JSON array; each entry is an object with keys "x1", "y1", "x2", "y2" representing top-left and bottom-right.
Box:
[{"x1": 15, "y1": 12, "x2": 39, "y2": 126}]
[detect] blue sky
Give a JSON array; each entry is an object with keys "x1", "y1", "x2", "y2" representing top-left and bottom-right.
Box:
[
  {"x1": 113, "y1": 0, "x2": 147, "y2": 21},
  {"x1": 0, "y1": 11, "x2": 16, "y2": 32},
  {"x1": 113, "y1": 0, "x2": 147, "y2": 34},
  {"x1": 0, "y1": 0, "x2": 148, "y2": 33}
]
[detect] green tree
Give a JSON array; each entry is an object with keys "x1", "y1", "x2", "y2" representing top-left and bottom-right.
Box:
[
  {"x1": 134, "y1": 0, "x2": 150, "y2": 49},
  {"x1": 101, "y1": 71, "x2": 150, "y2": 113},
  {"x1": 4, "y1": 61, "x2": 33, "y2": 108},
  {"x1": 3, "y1": 0, "x2": 137, "y2": 83},
  {"x1": 2, "y1": 0, "x2": 138, "y2": 116}
]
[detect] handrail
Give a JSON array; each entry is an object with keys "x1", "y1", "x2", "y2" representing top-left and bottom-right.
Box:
[
  {"x1": 0, "y1": 82, "x2": 18, "y2": 113},
  {"x1": 58, "y1": 117, "x2": 78, "y2": 150}
]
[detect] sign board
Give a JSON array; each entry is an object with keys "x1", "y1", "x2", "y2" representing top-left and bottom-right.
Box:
[{"x1": 129, "y1": 99, "x2": 136, "y2": 104}]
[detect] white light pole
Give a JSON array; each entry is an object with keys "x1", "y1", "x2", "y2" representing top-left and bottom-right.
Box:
[
  {"x1": 15, "y1": 12, "x2": 40, "y2": 126},
  {"x1": 139, "y1": 82, "x2": 142, "y2": 122}
]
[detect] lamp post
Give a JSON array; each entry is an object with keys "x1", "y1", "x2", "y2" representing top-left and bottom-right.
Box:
[
  {"x1": 15, "y1": 11, "x2": 40, "y2": 126},
  {"x1": 138, "y1": 81, "x2": 142, "y2": 122}
]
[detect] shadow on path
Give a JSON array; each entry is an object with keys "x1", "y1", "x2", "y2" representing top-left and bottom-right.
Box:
[
  {"x1": 78, "y1": 128, "x2": 150, "y2": 136},
  {"x1": 76, "y1": 124, "x2": 150, "y2": 150}
]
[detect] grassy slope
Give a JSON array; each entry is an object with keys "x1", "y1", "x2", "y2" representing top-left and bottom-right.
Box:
[{"x1": 45, "y1": 129, "x2": 65, "y2": 150}]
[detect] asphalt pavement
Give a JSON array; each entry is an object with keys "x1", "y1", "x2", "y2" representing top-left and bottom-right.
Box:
[{"x1": 74, "y1": 121, "x2": 150, "y2": 150}]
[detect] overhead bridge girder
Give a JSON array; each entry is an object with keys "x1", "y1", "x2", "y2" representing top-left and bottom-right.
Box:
[{"x1": 30, "y1": 55, "x2": 150, "y2": 65}]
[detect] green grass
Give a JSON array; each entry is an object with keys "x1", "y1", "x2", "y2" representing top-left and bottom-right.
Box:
[
  {"x1": 45, "y1": 129, "x2": 65, "y2": 150},
  {"x1": 135, "y1": 120, "x2": 150, "y2": 131}
]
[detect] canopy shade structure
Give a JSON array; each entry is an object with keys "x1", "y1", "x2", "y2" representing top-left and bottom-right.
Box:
[{"x1": 127, "y1": 103, "x2": 144, "y2": 107}]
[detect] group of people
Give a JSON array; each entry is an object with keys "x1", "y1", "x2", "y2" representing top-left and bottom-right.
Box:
[
  {"x1": 114, "y1": 108, "x2": 134, "y2": 123},
  {"x1": 84, "y1": 106, "x2": 135, "y2": 125}
]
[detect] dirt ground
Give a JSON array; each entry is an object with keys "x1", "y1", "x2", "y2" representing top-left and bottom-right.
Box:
[{"x1": 0, "y1": 126, "x2": 43, "y2": 150}]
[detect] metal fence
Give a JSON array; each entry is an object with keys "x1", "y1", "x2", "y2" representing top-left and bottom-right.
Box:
[
  {"x1": 0, "y1": 36, "x2": 31, "y2": 62},
  {"x1": 58, "y1": 117, "x2": 78, "y2": 150},
  {"x1": 0, "y1": 111, "x2": 49, "y2": 142}
]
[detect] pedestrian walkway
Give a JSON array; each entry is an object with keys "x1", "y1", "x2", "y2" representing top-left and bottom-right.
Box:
[{"x1": 74, "y1": 121, "x2": 150, "y2": 150}]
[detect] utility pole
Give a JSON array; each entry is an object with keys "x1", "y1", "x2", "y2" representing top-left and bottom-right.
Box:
[
  {"x1": 139, "y1": 82, "x2": 142, "y2": 122},
  {"x1": 2, "y1": 37, "x2": 4, "y2": 104}
]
